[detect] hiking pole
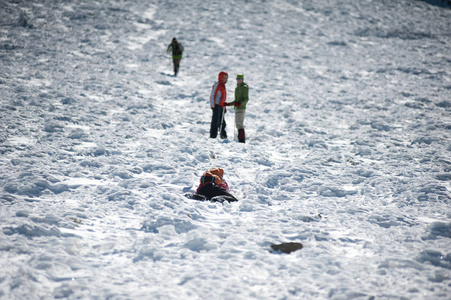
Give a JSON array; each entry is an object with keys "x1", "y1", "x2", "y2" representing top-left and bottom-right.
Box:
[{"x1": 234, "y1": 107, "x2": 237, "y2": 142}]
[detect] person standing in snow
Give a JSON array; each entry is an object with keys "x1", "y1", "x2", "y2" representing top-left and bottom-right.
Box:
[
  {"x1": 166, "y1": 37, "x2": 184, "y2": 76},
  {"x1": 186, "y1": 168, "x2": 238, "y2": 202},
  {"x1": 209, "y1": 71, "x2": 228, "y2": 139},
  {"x1": 225, "y1": 73, "x2": 249, "y2": 143}
]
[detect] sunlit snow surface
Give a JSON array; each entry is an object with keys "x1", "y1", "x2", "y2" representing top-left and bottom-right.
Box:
[{"x1": 1, "y1": 0, "x2": 450, "y2": 299}]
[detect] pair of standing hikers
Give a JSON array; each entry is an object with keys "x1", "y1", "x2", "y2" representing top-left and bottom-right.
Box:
[
  {"x1": 209, "y1": 71, "x2": 249, "y2": 143},
  {"x1": 166, "y1": 39, "x2": 249, "y2": 143}
]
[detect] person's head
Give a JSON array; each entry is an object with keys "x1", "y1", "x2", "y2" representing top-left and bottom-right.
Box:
[
  {"x1": 236, "y1": 74, "x2": 244, "y2": 84},
  {"x1": 172, "y1": 37, "x2": 177, "y2": 42},
  {"x1": 218, "y1": 71, "x2": 228, "y2": 84}
]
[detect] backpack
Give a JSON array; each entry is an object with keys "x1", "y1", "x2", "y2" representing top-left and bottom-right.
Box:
[
  {"x1": 173, "y1": 42, "x2": 182, "y2": 55},
  {"x1": 200, "y1": 168, "x2": 224, "y2": 185},
  {"x1": 197, "y1": 168, "x2": 230, "y2": 192}
]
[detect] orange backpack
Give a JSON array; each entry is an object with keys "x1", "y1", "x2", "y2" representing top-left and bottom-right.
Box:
[{"x1": 200, "y1": 168, "x2": 225, "y2": 186}]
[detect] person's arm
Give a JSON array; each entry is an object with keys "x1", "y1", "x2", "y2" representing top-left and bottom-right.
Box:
[{"x1": 240, "y1": 85, "x2": 249, "y2": 106}]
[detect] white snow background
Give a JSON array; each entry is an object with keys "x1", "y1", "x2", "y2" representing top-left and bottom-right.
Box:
[{"x1": 1, "y1": 0, "x2": 451, "y2": 299}]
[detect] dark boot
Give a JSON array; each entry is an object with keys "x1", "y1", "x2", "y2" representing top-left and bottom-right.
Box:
[
  {"x1": 220, "y1": 129, "x2": 227, "y2": 139},
  {"x1": 238, "y1": 129, "x2": 245, "y2": 143}
]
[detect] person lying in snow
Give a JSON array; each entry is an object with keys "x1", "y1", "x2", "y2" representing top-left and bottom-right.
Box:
[{"x1": 185, "y1": 168, "x2": 238, "y2": 203}]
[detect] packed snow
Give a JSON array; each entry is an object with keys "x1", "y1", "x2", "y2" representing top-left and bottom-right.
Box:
[{"x1": 1, "y1": 0, "x2": 450, "y2": 299}]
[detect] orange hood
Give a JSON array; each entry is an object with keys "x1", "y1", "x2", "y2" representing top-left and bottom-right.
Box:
[{"x1": 218, "y1": 71, "x2": 228, "y2": 82}]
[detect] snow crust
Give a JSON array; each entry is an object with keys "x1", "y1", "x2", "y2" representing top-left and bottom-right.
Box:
[{"x1": 1, "y1": 0, "x2": 450, "y2": 299}]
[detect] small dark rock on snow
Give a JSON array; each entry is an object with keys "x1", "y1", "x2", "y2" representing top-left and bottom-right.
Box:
[{"x1": 270, "y1": 242, "x2": 303, "y2": 254}]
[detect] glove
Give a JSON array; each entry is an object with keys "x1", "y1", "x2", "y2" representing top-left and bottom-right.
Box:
[
  {"x1": 224, "y1": 102, "x2": 232, "y2": 106},
  {"x1": 234, "y1": 102, "x2": 241, "y2": 107}
]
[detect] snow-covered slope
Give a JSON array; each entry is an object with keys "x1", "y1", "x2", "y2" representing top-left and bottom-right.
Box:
[{"x1": 1, "y1": 0, "x2": 450, "y2": 299}]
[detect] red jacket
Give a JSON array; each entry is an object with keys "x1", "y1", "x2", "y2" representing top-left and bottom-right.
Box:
[{"x1": 210, "y1": 71, "x2": 228, "y2": 108}]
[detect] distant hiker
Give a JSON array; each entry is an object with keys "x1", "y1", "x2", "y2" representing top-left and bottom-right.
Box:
[
  {"x1": 209, "y1": 71, "x2": 229, "y2": 139},
  {"x1": 186, "y1": 168, "x2": 238, "y2": 203},
  {"x1": 166, "y1": 37, "x2": 184, "y2": 76},
  {"x1": 225, "y1": 73, "x2": 249, "y2": 143}
]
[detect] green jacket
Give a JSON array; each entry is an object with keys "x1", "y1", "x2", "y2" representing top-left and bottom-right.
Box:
[{"x1": 232, "y1": 82, "x2": 249, "y2": 110}]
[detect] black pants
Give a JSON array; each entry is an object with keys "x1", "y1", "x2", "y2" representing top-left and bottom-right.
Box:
[
  {"x1": 210, "y1": 105, "x2": 227, "y2": 139},
  {"x1": 186, "y1": 183, "x2": 238, "y2": 203},
  {"x1": 173, "y1": 58, "x2": 181, "y2": 75}
]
